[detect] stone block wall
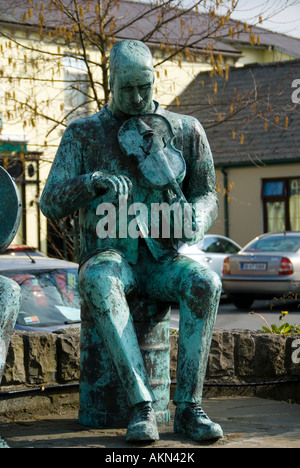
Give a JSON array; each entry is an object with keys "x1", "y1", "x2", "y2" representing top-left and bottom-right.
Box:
[
  {"x1": 0, "y1": 329, "x2": 299, "y2": 420},
  {"x1": 1, "y1": 330, "x2": 80, "y2": 388},
  {"x1": 205, "y1": 329, "x2": 300, "y2": 383}
]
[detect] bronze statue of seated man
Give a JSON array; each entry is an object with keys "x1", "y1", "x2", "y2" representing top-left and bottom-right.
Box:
[{"x1": 40, "y1": 40, "x2": 223, "y2": 443}]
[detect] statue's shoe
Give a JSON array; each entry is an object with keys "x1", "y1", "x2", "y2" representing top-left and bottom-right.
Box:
[
  {"x1": 174, "y1": 403, "x2": 223, "y2": 442},
  {"x1": 126, "y1": 402, "x2": 159, "y2": 442},
  {"x1": 0, "y1": 437, "x2": 10, "y2": 448}
]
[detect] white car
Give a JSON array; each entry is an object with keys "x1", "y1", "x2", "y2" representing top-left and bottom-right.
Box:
[{"x1": 178, "y1": 234, "x2": 242, "y2": 278}]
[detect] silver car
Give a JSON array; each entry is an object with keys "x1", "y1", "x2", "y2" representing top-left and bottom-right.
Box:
[
  {"x1": 178, "y1": 234, "x2": 241, "y2": 278},
  {"x1": 222, "y1": 232, "x2": 300, "y2": 309}
]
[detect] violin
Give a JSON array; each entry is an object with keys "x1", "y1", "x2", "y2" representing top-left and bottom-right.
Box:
[{"x1": 118, "y1": 113, "x2": 198, "y2": 232}]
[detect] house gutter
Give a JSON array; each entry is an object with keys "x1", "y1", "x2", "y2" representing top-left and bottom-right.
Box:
[
  {"x1": 221, "y1": 167, "x2": 229, "y2": 238},
  {"x1": 215, "y1": 158, "x2": 300, "y2": 169}
]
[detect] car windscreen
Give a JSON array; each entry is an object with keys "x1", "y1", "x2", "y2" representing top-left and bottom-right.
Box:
[
  {"x1": 2, "y1": 268, "x2": 80, "y2": 328},
  {"x1": 243, "y1": 236, "x2": 300, "y2": 253}
]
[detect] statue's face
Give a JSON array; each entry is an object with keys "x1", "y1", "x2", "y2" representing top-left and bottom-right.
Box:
[{"x1": 110, "y1": 65, "x2": 154, "y2": 116}]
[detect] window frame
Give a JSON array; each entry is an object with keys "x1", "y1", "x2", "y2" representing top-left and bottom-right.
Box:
[
  {"x1": 262, "y1": 177, "x2": 300, "y2": 233},
  {"x1": 64, "y1": 55, "x2": 90, "y2": 125}
]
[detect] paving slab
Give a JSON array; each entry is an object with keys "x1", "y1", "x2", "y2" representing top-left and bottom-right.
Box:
[{"x1": 0, "y1": 397, "x2": 299, "y2": 449}]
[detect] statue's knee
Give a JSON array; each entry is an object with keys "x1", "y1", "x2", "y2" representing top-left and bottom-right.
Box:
[
  {"x1": 206, "y1": 270, "x2": 222, "y2": 297},
  {"x1": 184, "y1": 268, "x2": 221, "y2": 309},
  {"x1": 80, "y1": 267, "x2": 113, "y2": 298},
  {"x1": 79, "y1": 255, "x2": 135, "y2": 306},
  {"x1": 79, "y1": 263, "x2": 129, "y2": 317}
]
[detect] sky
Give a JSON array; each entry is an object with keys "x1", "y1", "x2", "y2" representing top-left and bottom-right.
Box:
[
  {"x1": 226, "y1": 0, "x2": 300, "y2": 38},
  {"x1": 136, "y1": 0, "x2": 300, "y2": 38}
]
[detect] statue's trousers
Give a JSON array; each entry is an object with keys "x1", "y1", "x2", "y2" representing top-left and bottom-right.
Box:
[
  {"x1": 0, "y1": 276, "x2": 21, "y2": 383},
  {"x1": 79, "y1": 249, "x2": 222, "y2": 407}
]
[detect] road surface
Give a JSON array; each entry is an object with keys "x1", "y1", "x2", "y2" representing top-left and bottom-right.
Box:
[{"x1": 170, "y1": 298, "x2": 300, "y2": 331}]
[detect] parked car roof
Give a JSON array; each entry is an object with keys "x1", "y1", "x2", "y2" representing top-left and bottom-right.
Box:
[
  {"x1": 0, "y1": 255, "x2": 78, "y2": 272},
  {"x1": 242, "y1": 231, "x2": 300, "y2": 253}
]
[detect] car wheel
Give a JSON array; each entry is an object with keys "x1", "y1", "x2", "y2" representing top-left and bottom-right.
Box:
[{"x1": 230, "y1": 295, "x2": 254, "y2": 309}]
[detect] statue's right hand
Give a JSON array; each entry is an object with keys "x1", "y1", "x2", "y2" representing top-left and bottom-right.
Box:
[{"x1": 90, "y1": 172, "x2": 132, "y2": 200}]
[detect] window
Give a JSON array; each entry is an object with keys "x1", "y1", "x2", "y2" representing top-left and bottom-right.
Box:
[
  {"x1": 64, "y1": 56, "x2": 89, "y2": 125},
  {"x1": 262, "y1": 178, "x2": 300, "y2": 232},
  {"x1": 244, "y1": 234, "x2": 300, "y2": 253},
  {"x1": 290, "y1": 179, "x2": 300, "y2": 230},
  {"x1": 0, "y1": 148, "x2": 41, "y2": 248},
  {"x1": 202, "y1": 236, "x2": 240, "y2": 254}
]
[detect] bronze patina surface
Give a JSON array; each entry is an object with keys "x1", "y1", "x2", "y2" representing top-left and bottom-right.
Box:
[{"x1": 40, "y1": 40, "x2": 223, "y2": 443}]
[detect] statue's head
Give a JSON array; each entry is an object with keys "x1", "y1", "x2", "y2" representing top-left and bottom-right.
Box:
[{"x1": 109, "y1": 40, "x2": 155, "y2": 117}]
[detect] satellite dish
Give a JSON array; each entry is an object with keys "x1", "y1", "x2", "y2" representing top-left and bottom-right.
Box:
[{"x1": 0, "y1": 166, "x2": 22, "y2": 253}]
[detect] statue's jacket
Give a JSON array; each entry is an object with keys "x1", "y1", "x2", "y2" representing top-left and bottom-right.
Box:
[{"x1": 40, "y1": 102, "x2": 218, "y2": 267}]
